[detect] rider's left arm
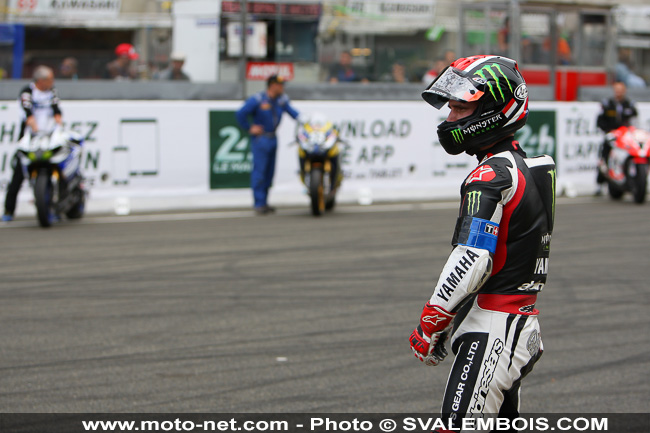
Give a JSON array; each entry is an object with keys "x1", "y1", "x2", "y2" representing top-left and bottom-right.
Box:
[{"x1": 281, "y1": 95, "x2": 300, "y2": 121}]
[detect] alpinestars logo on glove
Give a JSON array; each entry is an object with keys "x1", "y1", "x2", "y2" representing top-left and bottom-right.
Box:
[
  {"x1": 422, "y1": 314, "x2": 446, "y2": 327},
  {"x1": 465, "y1": 165, "x2": 496, "y2": 185}
]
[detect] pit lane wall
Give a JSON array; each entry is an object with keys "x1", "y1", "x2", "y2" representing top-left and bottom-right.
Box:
[{"x1": 1, "y1": 100, "x2": 649, "y2": 215}]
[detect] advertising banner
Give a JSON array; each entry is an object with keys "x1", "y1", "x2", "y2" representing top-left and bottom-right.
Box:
[
  {"x1": 246, "y1": 62, "x2": 295, "y2": 81},
  {"x1": 552, "y1": 103, "x2": 602, "y2": 194},
  {"x1": 1, "y1": 99, "x2": 648, "y2": 214},
  {"x1": 8, "y1": 0, "x2": 122, "y2": 17},
  {"x1": 0, "y1": 101, "x2": 231, "y2": 209},
  {"x1": 209, "y1": 110, "x2": 252, "y2": 189},
  {"x1": 326, "y1": 0, "x2": 437, "y2": 34},
  {"x1": 515, "y1": 109, "x2": 556, "y2": 160},
  {"x1": 222, "y1": 1, "x2": 322, "y2": 18}
]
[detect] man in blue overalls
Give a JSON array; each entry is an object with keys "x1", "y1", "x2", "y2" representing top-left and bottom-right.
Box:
[{"x1": 236, "y1": 75, "x2": 301, "y2": 215}]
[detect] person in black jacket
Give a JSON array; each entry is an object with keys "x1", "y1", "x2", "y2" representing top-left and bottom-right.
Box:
[
  {"x1": 595, "y1": 81, "x2": 638, "y2": 193},
  {"x1": 2, "y1": 66, "x2": 62, "y2": 222},
  {"x1": 410, "y1": 55, "x2": 555, "y2": 429}
]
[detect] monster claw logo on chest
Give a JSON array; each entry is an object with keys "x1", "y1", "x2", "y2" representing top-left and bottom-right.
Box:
[
  {"x1": 466, "y1": 191, "x2": 482, "y2": 214},
  {"x1": 465, "y1": 165, "x2": 496, "y2": 185}
]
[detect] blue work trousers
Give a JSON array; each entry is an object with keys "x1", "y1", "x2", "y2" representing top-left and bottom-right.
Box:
[{"x1": 250, "y1": 135, "x2": 277, "y2": 208}]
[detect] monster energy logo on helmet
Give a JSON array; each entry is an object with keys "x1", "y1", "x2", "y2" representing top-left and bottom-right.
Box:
[
  {"x1": 467, "y1": 191, "x2": 481, "y2": 214},
  {"x1": 451, "y1": 129, "x2": 464, "y2": 144},
  {"x1": 474, "y1": 64, "x2": 513, "y2": 102}
]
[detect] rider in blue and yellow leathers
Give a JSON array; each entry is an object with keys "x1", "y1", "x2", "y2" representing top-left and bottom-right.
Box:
[{"x1": 236, "y1": 75, "x2": 301, "y2": 214}]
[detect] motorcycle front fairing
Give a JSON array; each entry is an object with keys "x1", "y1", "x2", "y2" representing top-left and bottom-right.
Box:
[
  {"x1": 629, "y1": 128, "x2": 650, "y2": 163},
  {"x1": 608, "y1": 146, "x2": 629, "y2": 183},
  {"x1": 612, "y1": 126, "x2": 650, "y2": 161},
  {"x1": 607, "y1": 127, "x2": 649, "y2": 179},
  {"x1": 296, "y1": 121, "x2": 341, "y2": 179},
  {"x1": 297, "y1": 125, "x2": 339, "y2": 159},
  {"x1": 18, "y1": 131, "x2": 85, "y2": 211}
]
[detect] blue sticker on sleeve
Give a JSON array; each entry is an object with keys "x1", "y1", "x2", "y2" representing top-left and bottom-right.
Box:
[{"x1": 457, "y1": 217, "x2": 499, "y2": 253}]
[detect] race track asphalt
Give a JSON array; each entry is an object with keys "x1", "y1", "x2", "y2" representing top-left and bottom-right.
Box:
[{"x1": 1, "y1": 197, "x2": 648, "y2": 414}]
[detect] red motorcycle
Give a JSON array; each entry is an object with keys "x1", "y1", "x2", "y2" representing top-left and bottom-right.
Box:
[{"x1": 599, "y1": 126, "x2": 650, "y2": 204}]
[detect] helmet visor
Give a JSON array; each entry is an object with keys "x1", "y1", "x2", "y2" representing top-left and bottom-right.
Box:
[{"x1": 422, "y1": 67, "x2": 485, "y2": 109}]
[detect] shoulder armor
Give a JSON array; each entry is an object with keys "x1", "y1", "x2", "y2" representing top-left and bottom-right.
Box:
[
  {"x1": 524, "y1": 154, "x2": 555, "y2": 169},
  {"x1": 464, "y1": 154, "x2": 513, "y2": 191}
]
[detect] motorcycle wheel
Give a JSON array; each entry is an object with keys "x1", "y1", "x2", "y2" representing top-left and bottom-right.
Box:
[
  {"x1": 326, "y1": 195, "x2": 336, "y2": 211},
  {"x1": 309, "y1": 168, "x2": 325, "y2": 216},
  {"x1": 607, "y1": 181, "x2": 624, "y2": 200},
  {"x1": 66, "y1": 194, "x2": 85, "y2": 219},
  {"x1": 632, "y1": 163, "x2": 648, "y2": 204},
  {"x1": 34, "y1": 170, "x2": 53, "y2": 228}
]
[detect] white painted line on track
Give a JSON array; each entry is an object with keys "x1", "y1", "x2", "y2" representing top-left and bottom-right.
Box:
[{"x1": 0, "y1": 196, "x2": 601, "y2": 229}]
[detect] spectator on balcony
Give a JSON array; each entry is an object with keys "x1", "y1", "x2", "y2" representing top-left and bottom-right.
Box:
[
  {"x1": 542, "y1": 33, "x2": 572, "y2": 65},
  {"x1": 615, "y1": 49, "x2": 647, "y2": 89},
  {"x1": 157, "y1": 51, "x2": 191, "y2": 81},
  {"x1": 497, "y1": 17, "x2": 510, "y2": 55},
  {"x1": 389, "y1": 62, "x2": 409, "y2": 83},
  {"x1": 328, "y1": 51, "x2": 367, "y2": 83},
  {"x1": 59, "y1": 57, "x2": 79, "y2": 80},
  {"x1": 104, "y1": 43, "x2": 139, "y2": 80}
]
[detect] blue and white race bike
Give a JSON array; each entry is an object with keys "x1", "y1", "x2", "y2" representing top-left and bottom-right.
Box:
[{"x1": 16, "y1": 128, "x2": 86, "y2": 227}]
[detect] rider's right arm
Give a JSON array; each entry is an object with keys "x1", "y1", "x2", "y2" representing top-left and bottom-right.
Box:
[
  {"x1": 428, "y1": 245, "x2": 493, "y2": 313},
  {"x1": 596, "y1": 99, "x2": 609, "y2": 132},
  {"x1": 428, "y1": 157, "x2": 515, "y2": 313},
  {"x1": 19, "y1": 86, "x2": 33, "y2": 117}
]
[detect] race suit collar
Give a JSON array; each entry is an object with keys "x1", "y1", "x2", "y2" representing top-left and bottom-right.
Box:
[{"x1": 474, "y1": 136, "x2": 526, "y2": 163}]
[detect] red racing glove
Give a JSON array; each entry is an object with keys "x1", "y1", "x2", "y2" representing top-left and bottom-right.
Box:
[{"x1": 409, "y1": 303, "x2": 455, "y2": 366}]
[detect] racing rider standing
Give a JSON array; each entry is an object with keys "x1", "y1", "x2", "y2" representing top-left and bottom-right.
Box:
[
  {"x1": 3, "y1": 66, "x2": 63, "y2": 222},
  {"x1": 236, "y1": 75, "x2": 302, "y2": 215},
  {"x1": 409, "y1": 56, "x2": 556, "y2": 429}
]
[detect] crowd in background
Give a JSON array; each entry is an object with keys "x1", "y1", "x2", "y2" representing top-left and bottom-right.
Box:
[
  {"x1": 7, "y1": 41, "x2": 648, "y2": 89},
  {"x1": 15, "y1": 43, "x2": 192, "y2": 82}
]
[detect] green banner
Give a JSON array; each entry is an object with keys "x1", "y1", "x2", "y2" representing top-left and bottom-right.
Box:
[
  {"x1": 209, "y1": 111, "x2": 252, "y2": 189},
  {"x1": 515, "y1": 110, "x2": 556, "y2": 159}
]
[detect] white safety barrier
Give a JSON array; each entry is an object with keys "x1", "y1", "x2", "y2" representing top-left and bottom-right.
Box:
[{"x1": 1, "y1": 100, "x2": 649, "y2": 215}]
